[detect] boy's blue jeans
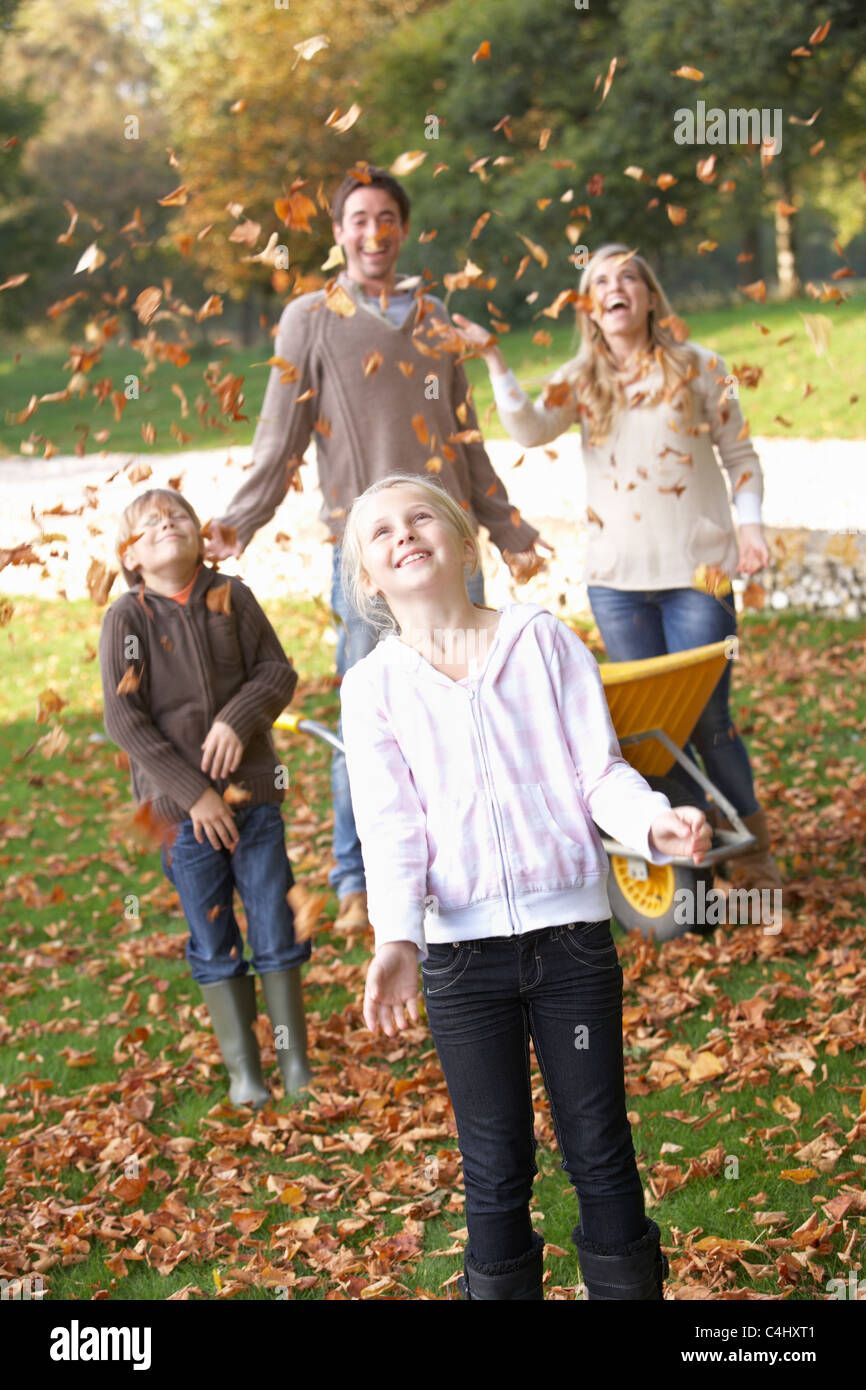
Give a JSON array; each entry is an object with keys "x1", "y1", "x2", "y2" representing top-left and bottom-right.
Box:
[
  {"x1": 587, "y1": 584, "x2": 759, "y2": 818},
  {"x1": 161, "y1": 802, "x2": 311, "y2": 984},
  {"x1": 422, "y1": 921, "x2": 647, "y2": 1265},
  {"x1": 329, "y1": 544, "x2": 485, "y2": 900}
]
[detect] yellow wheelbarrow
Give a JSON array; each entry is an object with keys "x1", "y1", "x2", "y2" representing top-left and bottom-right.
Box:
[
  {"x1": 275, "y1": 639, "x2": 755, "y2": 943},
  {"x1": 598, "y1": 639, "x2": 755, "y2": 940}
]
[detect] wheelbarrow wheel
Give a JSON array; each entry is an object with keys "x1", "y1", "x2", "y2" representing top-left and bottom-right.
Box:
[{"x1": 608, "y1": 857, "x2": 715, "y2": 943}]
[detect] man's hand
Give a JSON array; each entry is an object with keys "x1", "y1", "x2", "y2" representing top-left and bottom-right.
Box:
[
  {"x1": 505, "y1": 539, "x2": 555, "y2": 584},
  {"x1": 649, "y1": 807, "x2": 712, "y2": 865},
  {"x1": 189, "y1": 787, "x2": 239, "y2": 852},
  {"x1": 363, "y1": 942, "x2": 420, "y2": 1036},
  {"x1": 204, "y1": 521, "x2": 242, "y2": 561},
  {"x1": 201, "y1": 720, "x2": 244, "y2": 779},
  {"x1": 737, "y1": 523, "x2": 769, "y2": 577}
]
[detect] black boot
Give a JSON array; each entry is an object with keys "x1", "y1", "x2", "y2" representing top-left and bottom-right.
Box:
[
  {"x1": 573, "y1": 1220, "x2": 668, "y2": 1300},
  {"x1": 458, "y1": 1232, "x2": 544, "y2": 1300}
]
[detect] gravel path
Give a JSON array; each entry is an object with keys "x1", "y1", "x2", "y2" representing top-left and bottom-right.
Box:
[{"x1": 1, "y1": 435, "x2": 864, "y2": 609}]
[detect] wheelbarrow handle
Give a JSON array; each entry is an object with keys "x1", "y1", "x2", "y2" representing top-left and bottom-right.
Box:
[{"x1": 274, "y1": 712, "x2": 346, "y2": 756}]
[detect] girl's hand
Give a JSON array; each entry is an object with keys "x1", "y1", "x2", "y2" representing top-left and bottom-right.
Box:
[
  {"x1": 737, "y1": 524, "x2": 769, "y2": 576},
  {"x1": 451, "y1": 313, "x2": 508, "y2": 374},
  {"x1": 201, "y1": 720, "x2": 244, "y2": 779},
  {"x1": 363, "y1": 942, "x2": 420, "y2": 1036},
  {"x1": 649, "y1": 807, "x2": 712, "y2": 865}
]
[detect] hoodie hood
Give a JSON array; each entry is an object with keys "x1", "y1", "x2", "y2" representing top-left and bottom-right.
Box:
[{"x1": 374, "y1": 602, "x2": 549, "y2": 687}]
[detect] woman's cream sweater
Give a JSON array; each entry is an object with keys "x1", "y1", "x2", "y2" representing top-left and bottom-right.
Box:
[{"x1": 493, "y1": 343, "x2": 764, "y2": 591}]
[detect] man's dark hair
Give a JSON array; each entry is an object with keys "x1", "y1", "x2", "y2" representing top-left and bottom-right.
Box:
[{"x1": 332, "y1": 166, "x2": 410, "y2": 227}]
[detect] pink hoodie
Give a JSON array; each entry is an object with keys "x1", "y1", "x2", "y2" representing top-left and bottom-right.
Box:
[{"x1": 340, "y1": 603, "x2": 672, "y2": 958}]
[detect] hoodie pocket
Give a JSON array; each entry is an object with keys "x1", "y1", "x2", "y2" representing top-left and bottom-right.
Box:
[
  {"x1": 498, "y1": 783, "x2": 586, "y2": 892},
  {"x1": 426, "y1": 792, "x2": 501, "y2": 909}
]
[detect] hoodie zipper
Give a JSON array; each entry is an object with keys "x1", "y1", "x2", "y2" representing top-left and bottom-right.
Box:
[{"x1": 466, "y1": 684, "x2": 518, "y2": 936}]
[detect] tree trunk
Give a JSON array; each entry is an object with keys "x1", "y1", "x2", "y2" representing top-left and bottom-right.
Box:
[{"x1": 774, "y1": 179, "x2": 800, "y2": 300}]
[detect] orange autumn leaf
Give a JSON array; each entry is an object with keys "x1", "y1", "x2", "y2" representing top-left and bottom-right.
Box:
[
  {"x1": 742, "y1": 582, "x2": 766, "y2": 611},
  {"x1": 223, "y1": 783, "x2": 252, "y2": 806},
  {"x1": 157, "y1": 185, "x2": 189, "y2": 207},
  {"x1": 362, "y1": 350, "x2": 383, "y2": 377},
  {"x1": 696, "y1": 156, "x2": 716, "y2": 183},
  {"x1": 532, "y1": 330, "x2": 553, "y2": 347},
  {"x1": 324, "y1": 282, "x2": 356, "y2": 317},
  {"x1": 516, "y1": 233, "x2": 548, "y2": 268},
  {"x1": 86, "y1": 558, "x2": 117, "y2": 604},
  {"x1": 425, "y1": 456, "x2": 443, "y2": 474},
  {"x1": 325, "y1": 103, "x2": 362, "y2": 134},
  {"x1": 671, "y1": 65, "x2": 704, "y2": 80},
  {"x1": 0, "y1": 272, "x2": 29, "y2": 292},
  {"x1": 586, "y1": 173, "x2": 604, "y2": 196},
  {"x1": 666, "y1": 204, "x2": 688, "y2": 226},
  {"x1": 697, "y1": 241, "x2": 718, "y2": 255},
  {"x1": 472, "y1": 40, "x2": 491, "y2": 63},
  {"x1": 411, "y1": 414, "x2": 429, "y2": 445},
  {"x1": 196, "y1": 294, "x2": 223, "y2": 322},
  {"x1": 780, "y1": 1169, "x2": 820, "y2": 1184},
  {"x1": 231, "y1": 1210, "x2": 267, "y2": 1235},
  {"x1": 116, "y1": 666, "x2": 143, "y2": 696},
  {"x1": 587, "y1": 507, "x2": 604, "y2": 528},
  {"x1": 206, "y1": 581, "x2": 232, "y2": 614},
  {"x1": 470, "y1": 211, "x2": 490, "y2": 240},
  {"x1": 598, "y1": 57, "x2": 617, "y2": 106},
  {"x1": 739, "y1": 280, "x2": 767, "y2": 304},
  {"x1": 390, "y1": 150, "x2": 426, "y2": 176},
  {"x1": 397, "y1": 361, "x2": 415, "y2": 377},
  {"x1": 274, "y1": 189, "x2": 317, "y2": 231},
  {"x1": 656, "y1": 173, "x2": 677, "y2": 190},
  {"x1": 809, "y1": 20, "x2": 831, "y2": 43}
]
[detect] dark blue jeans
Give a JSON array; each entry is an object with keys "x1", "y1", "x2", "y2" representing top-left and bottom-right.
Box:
[
  {"x1": 161, "y1": 803, "x2": 311, "y2": 984},
  {"x1": 587, "y1": 584, "x2": 759, "y2": 818},
  {"x1": 329, "y1": 544, "x2": 486, "y2": 900},
  {"x1": 422, "y1": 921, "x2": 646, "y2": 1265}
]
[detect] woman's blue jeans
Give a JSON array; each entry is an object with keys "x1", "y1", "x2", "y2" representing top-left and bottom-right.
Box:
[
  {"x1": 587, "y1": 584, "x2": 759, "y2": 819},
  {"x1": 329, "y1": 544, "x2": 485, "y2": 900},
  {"x1": 161, "y1": 803, "x2": 311, "y2": 984},
  {"x1": 421, "y1": 921, "x2": 647, "y2": 1265}
]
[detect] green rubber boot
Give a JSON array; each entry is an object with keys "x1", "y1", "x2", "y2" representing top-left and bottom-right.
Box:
[
  {"x1": 199, "y1": 975, "x2": 270, "y2": 1108},
  {"x1": 260, "y1": 968, "x2": 313, "y2": 1096}
]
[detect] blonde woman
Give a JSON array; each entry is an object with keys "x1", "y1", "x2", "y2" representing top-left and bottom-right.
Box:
[{"x1": 454, "y1": 244, "x2": 781, "y2": 892}]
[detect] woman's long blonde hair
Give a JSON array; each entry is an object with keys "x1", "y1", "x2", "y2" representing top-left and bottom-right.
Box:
[{"x1": 560, "y1": 243, "x2": 698, "y2": 444}]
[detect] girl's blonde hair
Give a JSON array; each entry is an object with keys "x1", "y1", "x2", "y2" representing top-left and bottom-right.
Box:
[
  {"x1": 560, "y1": 243, "x2": 698, "y2": 444},
  {"x1": 116, "y1": 488, "x2": 204, "y2": 586},
  {"x1": 340, "y1": 473, "x2": 481, "y2": 636}
]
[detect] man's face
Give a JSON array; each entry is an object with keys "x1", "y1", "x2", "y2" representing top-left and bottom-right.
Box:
[{"x1": 333, "y1": 185, "x2": 409, "y2": 292}]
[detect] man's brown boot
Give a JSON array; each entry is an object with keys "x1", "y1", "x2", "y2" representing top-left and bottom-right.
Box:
[{"x1": 334, "y1": 891, "x2": 370, "y2": 933}]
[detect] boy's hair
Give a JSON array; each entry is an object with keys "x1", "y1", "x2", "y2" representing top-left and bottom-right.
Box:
[
  {"x1": 340, "y1": 473, "x2": 480, "y2": 637},
  {"x1": 116, "y1": 488, "x2": 205, "y2": 586},
  {"x1": 331, "y1": 166, "x2": 411, "y2": 228}
]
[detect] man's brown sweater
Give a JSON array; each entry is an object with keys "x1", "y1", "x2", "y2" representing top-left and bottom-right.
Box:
[
  {"x1": 217, "y1": 272, "x2": 539, "y2": 556},
  {"x1": 99, "y1": 566, "x2": 297, "y2": 825}
]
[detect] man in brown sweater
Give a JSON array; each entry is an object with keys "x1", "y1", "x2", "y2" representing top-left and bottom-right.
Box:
[{"x1": 206, "y1": 167, "x2": 549, "y2": 932}]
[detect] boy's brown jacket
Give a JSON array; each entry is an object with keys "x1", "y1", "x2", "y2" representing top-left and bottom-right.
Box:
[{"x1": 99, "y1": 565, "x2": 297, "y2": 825}]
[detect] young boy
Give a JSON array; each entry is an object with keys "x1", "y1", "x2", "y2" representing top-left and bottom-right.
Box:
[{"x1": 99, "y1": 488, "x2": 311, "y2": 1106}]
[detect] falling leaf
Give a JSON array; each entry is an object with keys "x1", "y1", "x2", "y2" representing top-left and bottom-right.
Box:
[
  {"x1": 397, "y1": 361, "x2": 414, "y2": 378},
  {"x1": 425, "y1": 456, "x2": 443, "y2": 474},
  {"x1": 671, "y1": 66, "x2": 704, "y2": 80},
  {"x1": 324, "y1": 282, "x2": 356, "y2": 317},
  {"x1": 800, "y1": 313, "x2": 832, "y2": 359},
  {"x1": 206, "y1": 582, "x2": 232, "y2": 614},
  {"x1": 470, "y1": 212, "x2": 490, "y2": 240},
  {"x1": 292, "y1": 34, "x2": 329, "y2": 65},
  {"x1": 624, "y1": 166, "x2": 651, "y2": 183},
  {"x1": 362, "y1": 351, "x2": 383, "y2": 377},
  {"x1": 86, "y1": 558, "x2": 117, "y2": 604},
  {"x1": 288, "y1": 884, "x2": 328, "y2": 941},
  {"x1": 789, "y1": 109, "x2": 822, "y2": 126},
  {"x1": 739, "y1": 280, "x2": 767, "y2": 304},
  {"x1": 587, "y1": 507, "x2": 604, "y2": 528},
  {"x1": 133, "y1": 287, "x2": 162, "y2": 325},
  {"x1": 598, "y1": 57, "x2": 617, "y2": 106},
  {"x1": 697, "y1": 241, "x2": 717, "y2": 255},
  {"x1": 538, "y1": 129, "x2": 551, "y2": 150},
  {"x1": 656, "y1": 173, "x2": 677, "y2": 190},
  {"x1": 586, "y1": 173, "x2": 604, "y2": 196},
  {"x1": 74, "y1": 243, "x2": 106, "y2": 275},
  {"x1": 326, "y1": 104, "x2": 362, "y2": 134},
  {"x1": 777, "y1": 200, "x2": 798, "y2": 217},
  {"x1": 658, "y1": 313, "x2": 690, "y2": 343},
  {"x1": 157, "y1": 185, "x2": 189, "y2": 207},
  {"x1": 472, "y1": 41, "x2": 491, "y2": 63},
  {"x1": 809, "y1": 21, "x2": 831, "y2": 43},
  {"x1": 229, "y1": 98, "x2": 246, "y2": 114},
  {"x1": 666, "y1": 204, "x2": 688, "y2": 226},
  {"x1": 742, "y1": 582, "x2": 766, "y2": 611},
  {"x1": 223, "y1": 784, "x2": 252, "y2": 806},
  {"x1": 390, "y1": 150, "x2": 426, "y2": 176},
  {"x1": 196, "y1": 294, "x2": 223, "y2": 322},
  {"x1": 516, "y1": 234, "x2": 548, "y2": 268},
  {"x1": 228, "y1": 219, "x2": 262, "y2": 247},
  {"x1": 696, "y1": 156, "x2": 716, "y2": 183},
  {"x1": 0, "y1": 272, "x2": 29, "y2": 292},
  {"x1": 116, "y1": 666, "x2": 142, "y2": 696},
  {"x1": 411, "y1": 415, "x2": 429, "y2": 445},
  {"x1": 274, "y1": 190, "x2": 317, "y2": 231}
]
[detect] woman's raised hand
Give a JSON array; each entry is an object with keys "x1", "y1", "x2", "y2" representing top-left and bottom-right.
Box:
[
  {"x1": 452, "y1": 314, "x2": 508, "y2": 373},
  {"x1": 363, "y1": 942, "x2": 421, "y2": 1036},
  {"x1": 737, "y1": 524, "x2": 769, "y2": 577}
]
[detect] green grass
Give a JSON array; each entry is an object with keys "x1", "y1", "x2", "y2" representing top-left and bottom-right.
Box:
[
  {"x1": 1, "y1": 295, "x2": 862, "y2": 461},
  {"x1": 1, "y1": 597, "x2": 864, "y2": 1300}
]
